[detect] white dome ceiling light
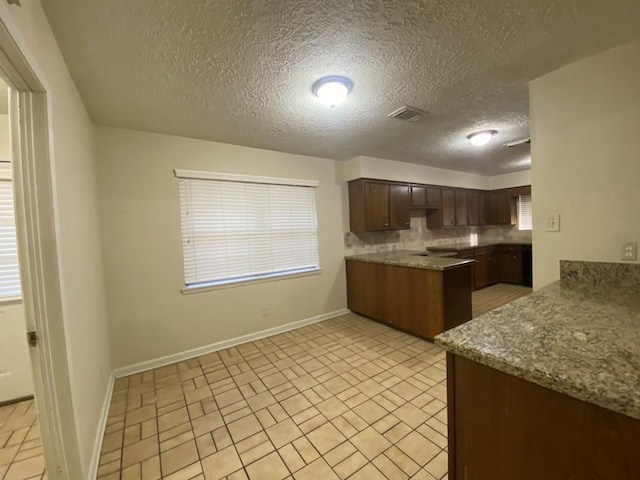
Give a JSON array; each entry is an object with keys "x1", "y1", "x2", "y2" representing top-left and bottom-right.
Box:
[
  {"x1": 467, "y1": 130, "x2": 497, "y2": 147},
  {"x1": 312, "y1": 76, "x2": 353, "y2": 108}
]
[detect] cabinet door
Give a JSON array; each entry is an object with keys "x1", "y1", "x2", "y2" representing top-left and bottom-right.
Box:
[
  {"x1": 426, "y1": 188, "x2": 441, "y2": 208},
  {"x1": 500, "y1": 251, "x2": 523, "y2": 284},
  {"x1": 487, "y1": 253, "x2": 500, "y2": 285},
  {"x1": 489, "y1": 190, "x2": 510, "y2": 225},
  {"x1": 474, "y1": 254, "x2": 488, "y2": 289},
  {"x1": 390, "y1": 184, "x2": 411, "y2": 230},
  {"x1": 441, "y1": 189, "x2": 456, "y2": 227},
  {"x1": 478, "y1": 192, "x2": 488, "y2": 225},
  {"x1": 467, "y1": 192, "x2": 479, "y2": 226},
  {"x1": 410, "y1": 185, "x2": 427, "y2": 207},
  {"x1": 455, "y1": 190, "x2": 468, "y2": 226},
  {"x1": 364, "y1": 181, "x2": 390, "y2": 231}
]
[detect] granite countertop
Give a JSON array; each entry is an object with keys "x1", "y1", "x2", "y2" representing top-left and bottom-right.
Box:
[
  {"x1": 428, "y1": 240, "x2": 532, "y2": 252},
  {"x1": 435, "y1": 261, "x2": 640, "y2": 419},
  {"x1": 345, "y1": 250, "x2": 474, "y2": 271}
]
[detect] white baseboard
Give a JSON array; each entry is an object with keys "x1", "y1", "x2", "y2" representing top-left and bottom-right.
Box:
[
  {"x1": 113, "y1": 308, "x2": 350, "y2": 378},
  {"x1": 87, "y1": 373, "x2": 114, "y2": 480}
]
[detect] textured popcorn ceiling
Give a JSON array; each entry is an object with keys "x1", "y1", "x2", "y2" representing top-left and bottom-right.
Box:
[{"x1": 41, "y1": 0, "x2": 640, "y2": 175}]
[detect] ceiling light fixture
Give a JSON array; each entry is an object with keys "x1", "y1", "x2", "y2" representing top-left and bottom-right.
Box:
[
  {"x1": 467, "y1": 130, "x2": 497, "y2": 147},
  {"x1": 312, "y1": 76, "x2": 353, "y2": 108}
]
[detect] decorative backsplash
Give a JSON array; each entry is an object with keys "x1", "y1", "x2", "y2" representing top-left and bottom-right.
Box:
[{"x1": 344, "y1": 211, "x2": 532, "y2": 255}]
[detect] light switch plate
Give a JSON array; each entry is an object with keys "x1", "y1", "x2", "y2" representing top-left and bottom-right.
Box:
[
  {"x1": 622, "y1": 242, "x2": 637, "y2": 261},
  {"x1": 546, "y1": 214, "x2": 560, "y2": 232}
]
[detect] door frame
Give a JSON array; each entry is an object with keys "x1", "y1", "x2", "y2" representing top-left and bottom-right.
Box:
[{"x1": 0, "y1": 15, "x2": 82, "y2": 480}]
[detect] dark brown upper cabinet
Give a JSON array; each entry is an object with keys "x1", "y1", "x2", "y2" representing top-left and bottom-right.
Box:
[
  {"x1": 478, "y1": 191, "x2": 489, "y2": 225},
  {"x1": 441, "y1": 189, "x2": 457, "y2": 227},
  {"x1": 348, "y1": 179, "x2": 411, "y2": 233},
  {"x1": 411, "y1": 185, "x2": 441, "y2": 208},
  {"x1": 467, "y1": 191, "x2": 479, "y2": 226},
  {"x1": 488, "y1": 190, "x2": 516, "y2": 225},
  {"x1": 390, "y1": 184, "x2": 411, "y2": 229},
  {"x1": 455, "y1": 190, "x2": 468, "y2": 226}
]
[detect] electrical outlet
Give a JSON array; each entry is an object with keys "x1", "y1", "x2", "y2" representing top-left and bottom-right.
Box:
[
  {"x1": 621, "y1": 242, "x2": 637, "y2": 261},
  {"x1": 260, "y1": 306, "x2": 269, "y2": 317},
  {"x1": 546, "y1": 214, "x2": 560, "y2": 232}
]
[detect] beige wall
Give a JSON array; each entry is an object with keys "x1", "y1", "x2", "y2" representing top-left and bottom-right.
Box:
[
  {"x1": 96, "y1": 127, "x2": 347, "y2": 369},
  {"x1": 0, "y1": 2, "x2": 111, "y2": 476},
  {"x1": 0, "y1": 114, "x2": 10, "y2": 155},
  {"x1": 530, "y1": 40, "x2": 640, "y2": 288}
]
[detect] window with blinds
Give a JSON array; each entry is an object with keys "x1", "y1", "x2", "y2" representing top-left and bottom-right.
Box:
[
  {"x1": 518, "y1": 194, "x2": 532, "y2": 231},
  {"x1": 176, "y1": 170, "x2": 320, "y2": 289},
  {"x1": 0, "y1": 162, "x2": 21, "y2": 299}
]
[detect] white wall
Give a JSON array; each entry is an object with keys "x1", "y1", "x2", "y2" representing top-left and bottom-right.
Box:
[
  {"x1": 343, "y1": 155, "x2": 491, "y2": 189},
  {"x1": 488, "y1": 170, "x2": 531, "y2": 190},
  {"x1": 0, "y1": 3, "x2": 111, "y2": 476},
  {"x1": 96, "y1": 127, "x2": 347, "y2": 369},
  {"x1": 530, "y1": 40, "x2": 640, "y2": 288}
]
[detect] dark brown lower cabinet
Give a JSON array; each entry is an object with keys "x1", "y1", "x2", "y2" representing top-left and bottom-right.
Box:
[
  {"x1": 498, "y1": 245, "x2": 523, "y2": 284},
  {"x1": 473, "y1": 254, "x2": 488, "y2": 289},
  {"x1": 346, "y1": 260, "x2": 472, "y2": 339},
  {"x1": 487, "y1": 252, "x2": 500, "y2": 285},
  {"x1": 447, "y1": 354, "x2": 640, "y2": 480}
]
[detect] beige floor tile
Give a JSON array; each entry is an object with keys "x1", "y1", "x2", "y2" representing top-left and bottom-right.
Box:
[
  {"x1": 201, "y1": 446, "x2": 243, "y2": 479},
  {"x1": 164, "y1": 461, "x2": 203, "y2": 480},
  {"x1": 4, "y1": 454, "x2": 45, "y2": 480},
  {"x1": 191, "y1": 411, "x2": 224, "y2": 437},
  {"x1": 293, "y1": 457, "x2": 339, "y2": 480},
  {"x1": 305, "y1": 423, "x2": 346, "y2": 455},
  {"x1": 245, "y1": 451, "x2": 289, "y2": 480},
  {"x1": 396, "y1": 431, "x2": 441, "y2": 467},
  {"x1": 265, "y1": 419, "x2": 303, "y2": 449},
  {"x1": 424, "y1": 450, "x2": 448, "y2": 479},
  {"x1": 352, "y1": 400, "x2": 387, "y2": 425},
  {"x1": 278, "y1": 444, "x2": 305, "y2": 473},
  {"x1": 227, "y1": 415, "x2": 262, "y2": 443},
  {"x1": 350, "y1": 427, "x2": 392, "y2": 461},
  {"x1": 160, "y1": 439, "x2": 199, "y2": 476},
  {"x1": 333, "y1": 451, "x2": 368, "y2": 479},
  {"x1": 348, "y1": 463, "x2": 388, "y2": 480},
  {"x1": 122, "y1": 435, "x2": 160, "y2": 468},
  {"x1": 384, "y1": 446, "x2": 421, "y2": 476}
]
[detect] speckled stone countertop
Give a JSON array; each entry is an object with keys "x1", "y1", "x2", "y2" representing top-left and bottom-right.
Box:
[
  {"x1": 345, "y1": 250, "x2": 474, "y2": 271},
  {"x1": 435, "y1": 260, "x2": 640, "y2": 419},
  {"x1": 428, "y1": 241, "x2": 532, "y2": 251}
]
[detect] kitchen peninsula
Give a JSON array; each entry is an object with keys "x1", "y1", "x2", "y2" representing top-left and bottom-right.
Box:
[
  {"x1": 345, "y1": 250, "x2": 474, "y2": 339},
  {"x1": 436, "y1": 260, "x2": 640, "y2": 480}
]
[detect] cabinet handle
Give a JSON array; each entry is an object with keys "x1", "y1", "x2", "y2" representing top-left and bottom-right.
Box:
[
  {"x1": 513, "y1": 256, "x2": 516, "y2": 259},
  {"x1": 405, "y1": 222, "x2": 410, "y2": 226},
  {"x1": 384, "y1": 223, "x2": 389, "y2": 226}
]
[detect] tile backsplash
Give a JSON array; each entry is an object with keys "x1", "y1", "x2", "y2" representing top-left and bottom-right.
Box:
[{"x1": 344, "y1": 211, "x2": 532, "y2": 255}]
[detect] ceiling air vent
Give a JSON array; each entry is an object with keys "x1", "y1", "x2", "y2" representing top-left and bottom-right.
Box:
[
  {"x1": 505, "y1": 138, "x2": 531, "y2": 148},
  {"x1": 387, "y1": 105, "x2": 426, "y2": 123}
]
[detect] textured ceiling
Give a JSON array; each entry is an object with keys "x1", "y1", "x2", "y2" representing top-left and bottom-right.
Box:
[{"x1": 41, "y1": 0, "x2": 640, "y2": 175}]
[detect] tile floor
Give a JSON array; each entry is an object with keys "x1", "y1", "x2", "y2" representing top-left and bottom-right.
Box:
[
  {"x1": 98, "y1": 314, "x2": 450, "y2": 480},
  {"x1": 95, "y1": 283, "x2": 532, "y2": 480},
  {"x1": 0, "y1": 399, "x2": 46, "y2": 480},
  {"x1": 0, "y1": 284, "x2": 530, "y2": 480}
]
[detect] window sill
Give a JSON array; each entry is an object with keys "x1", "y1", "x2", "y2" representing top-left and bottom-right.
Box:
[
  {"x1": 181, "y1": 267, "x2": 322, "y2": 294},
  {"x1": 0, "y1": 296, "x2": 23, "y2": 305}
]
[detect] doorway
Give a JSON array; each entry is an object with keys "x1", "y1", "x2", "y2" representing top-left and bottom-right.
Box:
[
  {"x1": 0, "y1": 77, "x2": 46, "y2": 479},
  {"x1": 0, "y1": 16, "x2": 84, "y2": 480}
]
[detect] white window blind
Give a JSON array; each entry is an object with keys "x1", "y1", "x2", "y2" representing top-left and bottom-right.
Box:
[
  {"x1": 0, "y1": 163, "x2": 21, "y2": 299},
  {"x1": 177, "y1": 172, "x2": 320, "y2": 288},
  {"x1": 518, "y1": 194, "x2": 532, "y2": 231}
]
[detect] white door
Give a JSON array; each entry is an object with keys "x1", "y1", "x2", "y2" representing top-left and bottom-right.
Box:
[
  {"x1": 0, "y1": 302, "x2": 34, "y2": 402},
  {"x1": 0, "y1": 160, "x2": 34, "y2": 403}
]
